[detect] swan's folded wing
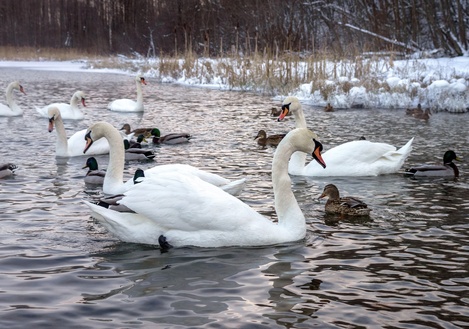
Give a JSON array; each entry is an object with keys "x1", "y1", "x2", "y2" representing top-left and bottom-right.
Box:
[
  {"x1": 119, "y1": 172, "x2": 264, "y2": 232},
  {"x1": 68, "y1": 129, "x2": 110, "y2": 155}
]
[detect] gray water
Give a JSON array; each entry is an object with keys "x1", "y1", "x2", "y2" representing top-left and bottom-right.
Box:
[{"x1": 1, "y1": 67, "x2": 468, "y2": 328}]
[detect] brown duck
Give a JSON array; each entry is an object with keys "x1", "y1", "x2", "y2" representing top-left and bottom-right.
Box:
[
  {"x1": 319, "y1": 184, "x2": 371, "y2": 216},
  {"x1": 255, "y1": 130, "x2": 286, "y2": 147},
  {"x1": 324, "y1": 103, "x2": 334, "y2": 112}
]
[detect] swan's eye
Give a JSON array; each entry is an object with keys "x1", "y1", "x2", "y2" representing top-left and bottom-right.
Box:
[
  {"x1": 313, "y1": 139, "x2": 323, "y2": 152},
  {"x1": 281, "y1": 103, "x2": 291, "y2": 110},
  {"x1": 85, "y1": 130, "x2": 92, "y2": 140}
]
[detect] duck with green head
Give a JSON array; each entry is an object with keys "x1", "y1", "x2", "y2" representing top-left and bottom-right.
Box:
[{"x1": 404, "y1": 150, "x2": 461, "y2": 178}]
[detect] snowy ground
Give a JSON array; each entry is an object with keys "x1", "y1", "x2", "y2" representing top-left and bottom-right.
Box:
[{"x1": 1, "y1": 56, "x2": 469, "y2": 112}]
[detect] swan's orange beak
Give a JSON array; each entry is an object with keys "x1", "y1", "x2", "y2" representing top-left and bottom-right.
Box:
[
  {"x1": 140, "y1": 77, "x2": 147, "y2": 85},
  {"x1": 81, "y1": 98, "x2": 87, "y2": 107},
  {"x1": 277, "y1": 103, "x2": 290, "y2": 121},
  {"x1": 48, "y1": 117, "x2": 55, "y2": 133},
  {"x1": 19, "y1": 85, "x2": 26, "y2": 95},
  {"x1": 84, "y1": 131, "x2": 93, "y2": 154},
  {"x1": 312, "y1": 139, "x2": 326, "y2": 169}
]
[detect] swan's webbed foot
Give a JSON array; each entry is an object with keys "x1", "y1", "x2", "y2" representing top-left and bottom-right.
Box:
[{"x1": 158, "y1": 234, "x2": 173, "y2": 252}]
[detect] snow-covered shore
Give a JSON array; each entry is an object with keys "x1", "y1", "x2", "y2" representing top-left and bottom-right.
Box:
[{"x1": 2, "y1": 56, "x2": 469, "y2": 112}]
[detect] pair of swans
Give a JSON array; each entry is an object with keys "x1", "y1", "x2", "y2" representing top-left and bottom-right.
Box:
[
  {"x1": 278, "y1": 96, "x2": 414, "y2": 176},
  {"x1": 82, "y1": 122, "x2": 247, "y2": 196},
  {"x1": 83, "y1": 123, "x2": 326, "y2": 248},
  {"x1": 48, "y1": 107, "x2": 110, "y2": 157},
  {"x1": 0, "y1": 81, "x2": 26, "y2": 117},
  {"x1": 108, "y1": 76, "x2": 146, "y2": 112},
  {"x1": 37, "y1": 91, "x2": 87, "y2": 120}
]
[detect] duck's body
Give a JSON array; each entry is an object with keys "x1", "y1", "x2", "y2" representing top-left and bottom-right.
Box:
[
  {"x1": 278, "y1": 96, "x2": 414, "y2": 176},
  {"x1": 120, "y1": 124, "x2": 155, "y2": 138},
  {"x1": 48, "y1": 107, "x2": 110, "y2": 157},
  {"x1": 404, "y1": 150, "x2": 460, "y2": 178},
  {"x1": 108, "y1": 76, "x2": 146, "y2": 112},
  {"x1": 123, "y1": 139, "x2": 155, "y2": 161},
  {"x1": 255, "y1": 130, "x2": 286, "y2": 147},
  {"x1": 83, "y1": 122, "x2": 246, "y2": 196},
  {"x1": 413, "y1": 108, "x2": 431, "y2": 120},
  {"x1": 0, "y1": 81, "x2": 26, "y2": 117},
  {"x1": 150, "y1": 128, "x2": 192, "y2": 145},
  {"x1": 37, "y1": 91, "x2": 86, "y2": 120},
  {"x1": 83, "y1": 157, "x2": 106, "y2": 185},
  {"x1": 319, "y1": 184, "x2": 371, "y2": 216},
  {"x1": 324, "y1": 103, "x2": 334, "y2": 112},
  {"x1": 0, "y1": 163, "x2": 17, "y2": 178},
  {"x1": 84, "y1": 128, "x2": 326, "y2": 247},
  {"x1": 406, "y1": 104, "x2": 423, "y2": 116}
]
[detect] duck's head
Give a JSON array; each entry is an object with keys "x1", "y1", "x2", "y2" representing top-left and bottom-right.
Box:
[
  {"x1": 137, "y1": 134, "x2": 147, "y2": 143},
  {"x1": 443, "y1": 150, "x2": 461, "y2": 164},
  {"x1": 73, "y1": 91, "x2": 86, "y2": 107},
  {"x1": 47, "y1": 107, "x2": 61, "y2": 133},
  {"x1": 318, "y1": 184, "x2": 340, "y2": 200},
  {"x1": 278, "y1": 96, "x2": 301, "y2": 121},
  {"x1": 82, "y1": 157, "x2": 99, "y2": 170},
  {"x1": 150, "y1": 128, "x2": 161, "y2": 137},
  {"x1": 255, "y1": 130, "x2": 267, "y2": 140},
  {"x1": 133, "y1": 168, "x2": 145, "y2": 184}
]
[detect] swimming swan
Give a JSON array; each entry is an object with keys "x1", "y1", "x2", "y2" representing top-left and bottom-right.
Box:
[
  {"x1": 278, "y1": 96, "x2": 414, "y2": 176},
  {"x1": 83, "y1": 122, "x2": 247, "y2": 196},
  {"x1": 37, "y1": 91, "x2": 86, "y2": 120},
  {"x1": 107, "y1": 76, "x2": 146, "y2": 112},
  {"x1": 48, "y1": 107, "x2": 110, "y2": 157},
  {"x1": 0, "y1": 81, "x2": 26, "y2": 117},
  {"x1": 83, "y1": 128, "x2": 326, "y2": 247}
]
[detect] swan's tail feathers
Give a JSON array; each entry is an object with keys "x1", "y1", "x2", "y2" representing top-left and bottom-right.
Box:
[
  {"x1": 397, "y1": 137, "x2": 414, "y2": 157},
  {"x1": 220, "y1": 178, "x2": 247, "y2": 196}
]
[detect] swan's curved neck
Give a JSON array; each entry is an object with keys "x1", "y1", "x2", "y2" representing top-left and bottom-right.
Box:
[
  {"x1": 272, "y1": 140, "x2": 305, "y2": 235},
  {"x1": 135, "y1": 81, "x2": 143, "y2": 107},
  {"x1": 70, "y1": 95, "x2": 79, "y2": 108},
  {"x1": 102, "y1": 127, "x2": 126, "y2": 194},
  {"x1": 53, "y1": 116, "x2": 70, "y2": 157},
  {"x1": 289, "y1": 106, "x2": 308, "y2": 174},
  {"x1": 5, "y1": 84, "x2": 22, "y2": 114}
]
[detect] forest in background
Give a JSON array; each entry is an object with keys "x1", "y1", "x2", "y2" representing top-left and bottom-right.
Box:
[{"x1": 1, "y1": 0, "x2": 469, "y2": 59}]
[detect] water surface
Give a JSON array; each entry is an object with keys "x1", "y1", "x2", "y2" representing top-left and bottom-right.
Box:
[{"x1": 0, "y1": 68, "x2": 468, "y2": 328}]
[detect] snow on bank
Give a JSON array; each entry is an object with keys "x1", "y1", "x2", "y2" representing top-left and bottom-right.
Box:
[{"x1": 1, "y1": 56, "x2": 469, "y2": 112}]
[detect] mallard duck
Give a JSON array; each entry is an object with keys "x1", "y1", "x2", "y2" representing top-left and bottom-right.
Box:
[
  {"x1": 151, "y1": 128, "x2": 192, "y2": 145},
  {"x1": 123, "y1": 139, "x2": 155, "y2": 161},
  {"x1": 108, "y1": 75, "x2": 146, "y2": 112},
  {"x1": 278, "y1": 96, "x2": 414, "y2": 176},
  {"x1": 47, "y1": 107, "x2": 110, "y2": 157},
  {"x1": 0, "y1": 81, "x2": 26, "y2": 117},
  {"x1": 120, "y1": 123, "x2": 157, "y2": 138},
  {"x1": 129, "y1": 134, "x2": 147, "y2": 149},
  {"x1": 0, "y1": 163, "x2": 17, "y2": 178},
  {"x1": 406, "y1": 103, "x2": 423, "y2": 116},
  {"x1": 324, "y1": 103, "x2": 334, "y2": 112},
  {"x1": 404, "y1": 150, "x2": 461, "y2": 178},
  {"x1": 83, "y1": 122, "x2": 246, "y2": 196},
  {"x1": 82, "y1": 157, "x2": 106, "y2": 185},
  {"x1": 255, "y1": 130, "x2": 286, "y2": 147},
  {"x1": 83, "y1": 128, "x2": 326, "y2": 248},
  {"x1": 36, "y1": 91, "x2": 86, "y2": 120},
  {"x1": 412, "y1": 108, "x2": 431, "y2": 120},
  {"x1": 319, "y1": 184, "x2": 371, "y2": 216}
]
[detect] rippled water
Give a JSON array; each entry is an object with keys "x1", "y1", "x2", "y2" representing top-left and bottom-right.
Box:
[{"x1": 1, "y1": 67, "x2": 468, "y2": 328}]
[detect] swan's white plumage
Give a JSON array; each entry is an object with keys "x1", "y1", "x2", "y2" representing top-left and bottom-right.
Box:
[
  {"x1": 0, "y1": 81, "x2": 25, "y2": 117},
  {"x1": 281, "y1": 96, "x2": 414, "y2": 176},
  {"x1": 48, "y1": 107, "x2": 110, "y2": 157},
  {"x1": 83, "y1": 122, "x2": 246, "y2": 196},
  {"x1": 84, "y1": 127, "x2": 325, "y2": 248},
  {"x1": 37, "y1": 91, "x2": 86, "y2": 120},
  {"x1": 107, "y1": 75, "x2": 146, "y2": 112}
]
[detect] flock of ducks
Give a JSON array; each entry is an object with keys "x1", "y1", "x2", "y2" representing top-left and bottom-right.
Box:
[{"x1": 0, "y1": 76, "x2": 463, "y2": 249}]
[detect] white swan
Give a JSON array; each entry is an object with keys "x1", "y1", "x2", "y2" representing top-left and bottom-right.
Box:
[
  {"x1": 48, "y1": 107, "x2": 110, "y2": 157},
  {"x1": 0, "y1": 81, "x2": 26, "y2": 117},
  {"x1": 278, "y1": 96, "x2": 414, "y2": 176},
  {"x1": 84, "y1": 127, "x2": 326, "y2": 247},
  {"x1": 107, "y1": 75, "x2": 146, "y2": 112},
  {"x1": 83, "y1": 122, "x2": 247, "y2": 196},
  {"x1": 37, "y1": 91, "x2": 86, "y2": 120}
]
